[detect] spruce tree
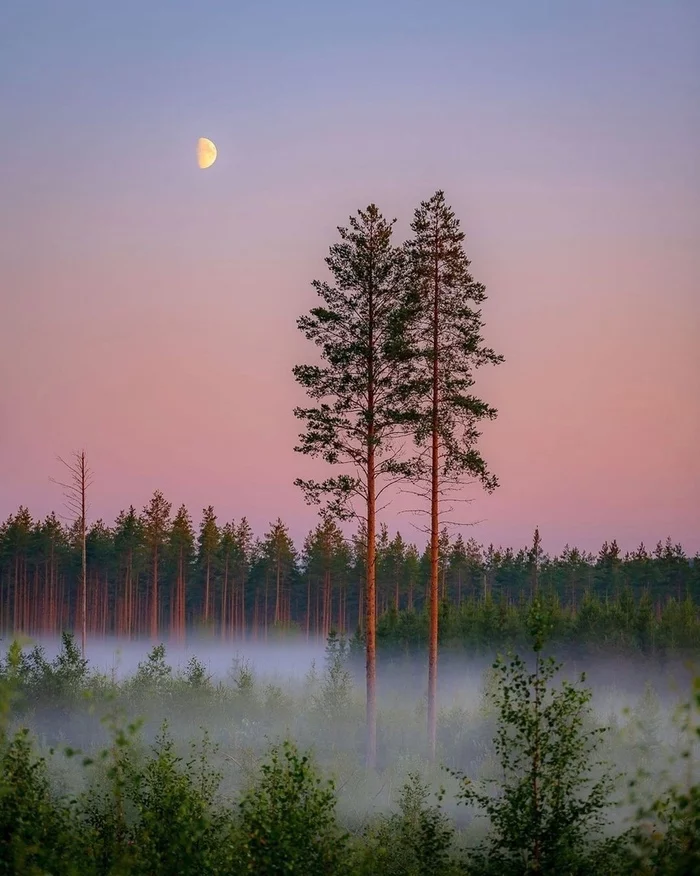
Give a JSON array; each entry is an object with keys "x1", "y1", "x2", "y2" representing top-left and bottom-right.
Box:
[
  {"x1": 293, "y1": 204, "x2": 416, "y2": 767},
  {"x1": 404, "y1": 190, "x2": 503, "y2": 758}
]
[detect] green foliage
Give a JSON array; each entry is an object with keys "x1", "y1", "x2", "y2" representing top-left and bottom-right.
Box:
[
  {"x1": 292, "y1": 203, "x2": 419, "y2": 519},
  {"x1": 452, "y1": 607, "x2": 622, "y2": 874},
  {"x1": 629, "y1": 676, "x2": 700, "y2": 874},
  {"x1": 315, "y1": 630, "x2": 353, "y2": 718},
  {"x1": 0, "y1": 632, "x2": 88, "y2": 709},
  {"x1": 182, "y1": 655, "x2": 212, "y2": 689},
  {"x1": 75, "y1": 715, "x2": 235, "y2": 875},
  {"x1": 237, "y1": 739, "x2": 347, "y2": 874},
  {"x1": 1, "y1": 497, "x2": 698, "y2": 651},
  {"x1": 123, "y1": 726, "x2": 233, "y2": 875},
  {"x1": 130, "y1": 644, "x2": 173, "y2": 693},
  {"x1": 402, "y1": 189, "x2": 503, "y2": 489},
  {"x1": 0, "y1": 728, "x2": 78, "y2": 875},
  {"x1": 357, "y1": 772, "x2": 457, "y2": 876},
  {"x1": 230, "y1": 656, "x2": 255, "y2": 701},
  {"x1": 1, "y1": 633, "x2": 699, "y2": 873}
]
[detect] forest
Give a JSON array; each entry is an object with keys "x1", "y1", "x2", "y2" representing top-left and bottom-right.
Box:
[{"x1": 1, "y1": 505, "x2": 698, "y2": 653}]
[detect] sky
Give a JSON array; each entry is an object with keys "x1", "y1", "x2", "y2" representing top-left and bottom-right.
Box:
[{"x1": 1, "y1": 0, "x2": 698, "y2": 557}]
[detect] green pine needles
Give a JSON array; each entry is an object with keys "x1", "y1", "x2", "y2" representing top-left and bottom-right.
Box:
[{"x1": 292, "y1": 203, "x2": 417, "y2": 519}]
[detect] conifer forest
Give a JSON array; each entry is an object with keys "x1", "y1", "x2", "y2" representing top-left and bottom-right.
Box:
[{"x1": 1, "y1": 506, "x2": 698, "y2": 654}]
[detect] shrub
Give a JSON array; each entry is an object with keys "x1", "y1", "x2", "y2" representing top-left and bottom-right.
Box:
[
  {"x1": 451, "y1": 600, "x2": 624, "y2": 874},
  {"x1": 0, "y1": 727, "x2": 78, "y2": 875},
  {"x1": 629, "y1": 676, "x2": 700, "y2": 875},
  {"x1": 130, "y1": 644, "x2": 173, "y2": 693},
  {"x1": 356, "y1": 772, "x2": 457, "y2": 876},
  {"x1": 237, "y1": 739, "x2": 347, "y2": 874}
]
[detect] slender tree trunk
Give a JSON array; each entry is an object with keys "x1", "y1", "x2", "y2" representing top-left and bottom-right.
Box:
[
  {"x1": 275, "y1": 554, "x2": 281, "y2": 625},
  {"x1": 127, "y1": 554, "x2": 133, "y2": 638},
  {"x1": 264, "y1": 573, "x2": 269, "y2": 639},
  {"x1": 366, "y1": 445, "x2": 377, "y2": 768},
  {"x1": 222, "y1": 553, "x2": 229, "y2": 639},
  {"x1": 427, "y1": 243, "x2": 440, "y2": 761},
  {"x1": 306, "y1": 576, "x2": 311, "y2": 641},
  {"x1": 315, "y1": 578, "x2": 320, "y2": 640},
  {"x1": 80, "y1": 452, "x2": 87, "y2": 656},
  {"x1": 204, "y1": 559, "x2": 210, "y2": 624},
  {"x1": 151, "y1": 545, "x2": 158, "y2": 641}
]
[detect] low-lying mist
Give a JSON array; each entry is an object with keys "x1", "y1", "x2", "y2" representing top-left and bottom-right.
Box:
[
  {"x1": 2, "y1": 627, "x2": 699, "y2": 873},
  {"x1": 1, "y1": 632, "x2": 696, "y2": 822}
]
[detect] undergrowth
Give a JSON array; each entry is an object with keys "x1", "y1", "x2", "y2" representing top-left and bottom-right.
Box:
[{"x1": 1, "y1": 609, "x2": 698, "y2": 874}]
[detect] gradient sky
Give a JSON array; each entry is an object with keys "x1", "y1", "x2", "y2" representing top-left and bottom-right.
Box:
[{"x1": 1, "y1": 0, "x2": 698, "y2": 556}]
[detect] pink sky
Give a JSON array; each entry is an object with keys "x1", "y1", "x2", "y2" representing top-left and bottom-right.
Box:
[{"x1": 1, "y1": 1, "x2": 698, "y2": 556}]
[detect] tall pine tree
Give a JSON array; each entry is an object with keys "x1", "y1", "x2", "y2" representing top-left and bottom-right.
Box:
[
  {"x1": 293, "y1": 204, "x2": 416, "y2": 768},
  {"x1": 404, "y1": 190, "x2": 503, "y2": 758}
]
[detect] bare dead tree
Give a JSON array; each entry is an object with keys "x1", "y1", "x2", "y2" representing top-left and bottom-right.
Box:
[{"x1": 50, "y1": 450, "x2": 93, "y2": 655}]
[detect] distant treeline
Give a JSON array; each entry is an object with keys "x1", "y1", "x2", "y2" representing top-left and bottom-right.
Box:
[{"x1": 1, "y1": 497, "x2": 698, "y2": 651}]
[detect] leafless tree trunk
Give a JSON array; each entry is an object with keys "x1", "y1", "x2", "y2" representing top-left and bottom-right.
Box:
[{"x1": 51, "y1": 449, "x2": 92, "y2": 656}]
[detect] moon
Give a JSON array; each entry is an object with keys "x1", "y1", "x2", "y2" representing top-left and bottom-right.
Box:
[{"x1": 197, "y1": 137, "x2": 217, "y2": 169}]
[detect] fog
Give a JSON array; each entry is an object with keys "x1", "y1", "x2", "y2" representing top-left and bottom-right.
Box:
[
  {"x1": 5, "y1": 633, "x2": 693, "y2": 702},
  {"x1": 11, "y1": 634, "x2": 329, "y2": 683},
  {"x1": 1, "y1": 633, "x2": 697, "y2": 830}
]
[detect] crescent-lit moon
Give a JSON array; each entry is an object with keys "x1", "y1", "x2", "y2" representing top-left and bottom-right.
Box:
[{"x1": 197, "y1": 137, "x2": 217, "y2": 169}]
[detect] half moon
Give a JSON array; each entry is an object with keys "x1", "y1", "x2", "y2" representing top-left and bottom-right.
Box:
[{"x1": 197, "y1": 137, "x2": 217, "y2": 169}]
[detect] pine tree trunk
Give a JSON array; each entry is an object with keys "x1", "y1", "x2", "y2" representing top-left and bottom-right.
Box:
[
  {"x1": 366, "y1": 448, "x2": 377, "y2": 769},
  {"x1": 204, "y1": 560, "x2": 210, "y2": 625},
  {"x1": 306, "y1": 576, "x2": 311, "y2": 641},
  {"x1": 222, "y1": 554, "x2": 229, "y2": 640},
  {"x1": 264, "y1": 573, "x2": 269, "y2": 639},
  {"x1": 81, "y1": 452, "x2": 87, "y2": 656},
  {"x1": 275, "y1": 554, "x2": 281, "y2": 625},
  {"x1": 151, "y1": 545, "x2": 159, "y2": 641},
  {"x1": 428, "y1": 243, "x2": 440, "y2": 762}
]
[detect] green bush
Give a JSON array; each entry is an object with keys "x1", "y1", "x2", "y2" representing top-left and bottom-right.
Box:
[
  {"x1": 0, "y1": 728, "x2": 78, "y2": 875},
  {"x1": 237, "y1": 739, "x2": 347, "y2": 874},
  {"x1": 356, "y1": 772, "x2": 457, "y2": 876},
  {"x1": 450, "y1": 601, "x2": 626, "y2": 874}
]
